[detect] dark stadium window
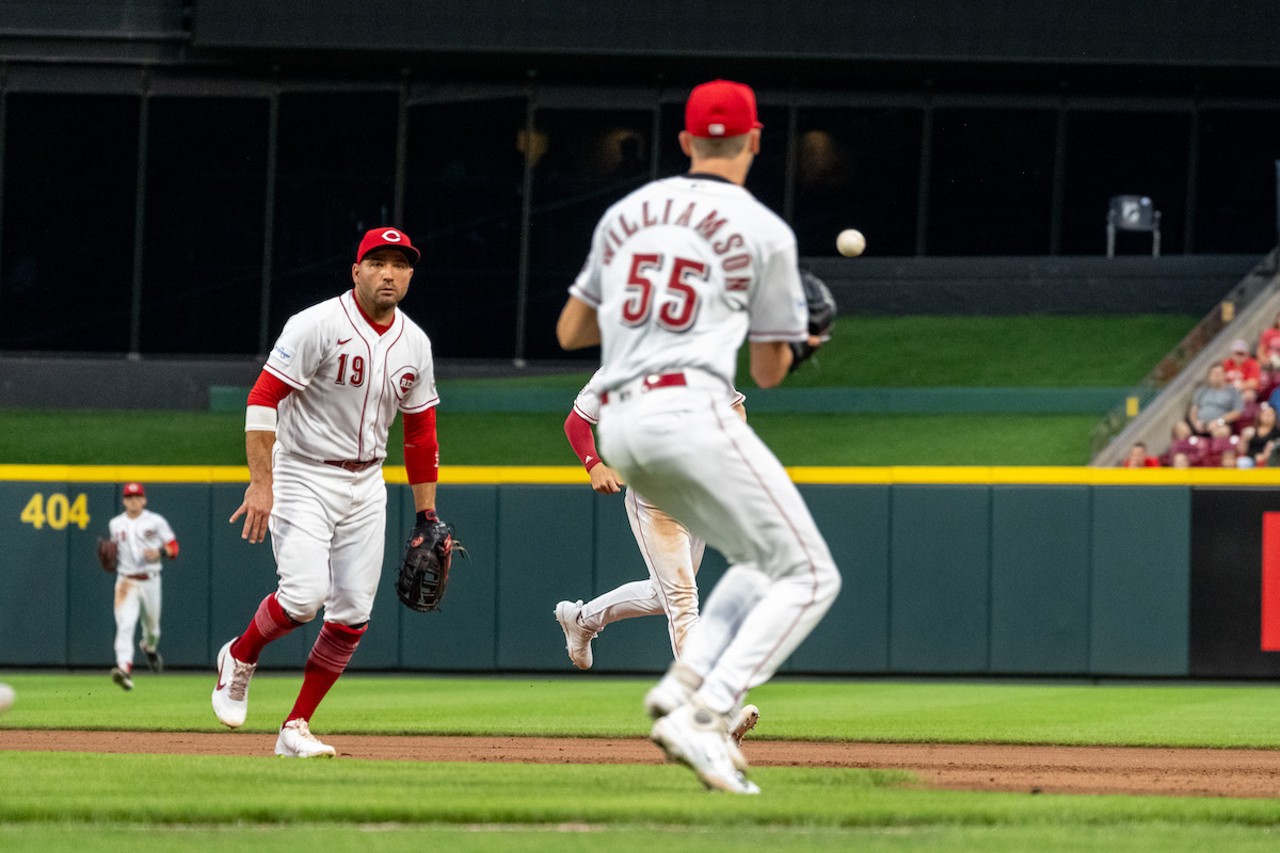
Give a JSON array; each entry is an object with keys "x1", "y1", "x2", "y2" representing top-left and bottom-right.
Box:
[
  {"x1": 0, "y1": 94, "x2": 139, "y2": 353},
  {"x1": 271, "y1": 92, "x2": 399, "y2": 340},
  {"x1": 927, "y1": 108, "x2": 1057, "y2": 255},
  {"x1": 1195, "y1": 109, "x2": 1280, "y2": 254},
  {"x1": 526, "y1": 108, "x2": 655, "y2": 360},
  {"x1": 141, "y1": 97, "x2": 268, "y2": 355},
  {"x1": 657, "y1": 103, "x2": 788, "y2": 219},
  {"x1": 1061, "y1": 111, "x2": 1190, "y2": 256},
  {"x1": 792, "y1": 107, "x2": 923, "y2": 257},
  {"x1": 404, "y1": 98, "x2": 526, "y2": 359}
]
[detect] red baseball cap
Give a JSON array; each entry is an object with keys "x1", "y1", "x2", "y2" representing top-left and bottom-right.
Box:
[
  {"x1": 123, "y1": 482, "x2": 145, "y2": 497},
  {"x1": 684, "y1": 80, "x2": 763, "y2": 139},
  {"x1": 356, "y1": 227, "x2": 421, "y2": 265}
]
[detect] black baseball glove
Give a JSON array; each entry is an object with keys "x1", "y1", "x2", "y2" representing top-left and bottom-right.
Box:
[
  {"x1": 789, "y1": 270, "x2": 837, "y2": 372},
  {"x1": 395, "y1": 509, "x2": 467, "y2": 613}
]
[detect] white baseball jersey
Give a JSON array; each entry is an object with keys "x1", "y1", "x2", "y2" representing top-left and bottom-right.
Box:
[
  {"x1": 264, "y1": 289, "x2": 438, "y2": 462},
  {"x1": 568, "y1": 174, "x2": 808, "y2": 394},
  {"x1": 108, "y1": 509, "x2": 176, "y2": 575}
]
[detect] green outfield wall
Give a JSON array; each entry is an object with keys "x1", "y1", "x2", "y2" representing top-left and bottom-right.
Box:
[{"x1": 1, "y1": 465, "x2": 1275, "y2": 678}]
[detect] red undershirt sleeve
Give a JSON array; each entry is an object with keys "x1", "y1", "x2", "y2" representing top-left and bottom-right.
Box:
[
  {"x1": 403, "y1": 408, "x2": 439, "y2": 484},
  {"x1": 564, "y1": 410, "x2": 602, "y2": 472},
  {"x1": 247, "y1": 370, "x2": 293, "y2": 407}
]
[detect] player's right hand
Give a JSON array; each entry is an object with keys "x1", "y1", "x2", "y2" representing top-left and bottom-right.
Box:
[
  {"x1": 229, "y1": 481, "x2": 273, "y2": 543},
  {"x1": 589, "y1": 464, "x2": 624, "y2": 494}
]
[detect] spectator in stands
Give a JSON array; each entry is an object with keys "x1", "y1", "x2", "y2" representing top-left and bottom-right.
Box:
[
  {"x1": 1258, "y1": 311, "x2": 1280, "y2": 364},
  {"x1": 1188, "y1": 364, "x2": 1243, "y2": 435},
  {"x1": 1121, "y1": 441, "x2": 1160, "y2": 468},
  {"x1": 1203, "y1": 420, "x2": 1240, "y2": 467},
  {"x1": 1222, "y1": 339, "x2": 1261, "y2": 393},
  {"x1": 1221, "y1": 449, "x2": 1241, "y2": 468},
  {"x1": 1238, "y1": 388, "x2": 1261, "y2": 433},
  {"x1": 1161, "y1": 421, "x2": 1206, "y2": 467},
  {"x1": 1245, "y1": 403, "x2": 1280, "y2": 467},
  {"x1": 1170, "y1": 452, "x2": 1192, "y2": 468}
]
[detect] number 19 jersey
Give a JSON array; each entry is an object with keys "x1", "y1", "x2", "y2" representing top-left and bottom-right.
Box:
[{"x1": 568, "y1": 174, "x2": 808, "y2": 395}]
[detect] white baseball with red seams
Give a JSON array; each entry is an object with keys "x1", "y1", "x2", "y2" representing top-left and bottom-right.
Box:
[{"x1": 569, "y1": 171, "x2": 841, "y2": 719}]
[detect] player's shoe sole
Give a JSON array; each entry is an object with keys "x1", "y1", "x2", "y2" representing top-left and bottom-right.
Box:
[{"x1": 730, "y1": 704, "x2": 760, "y2": 745}]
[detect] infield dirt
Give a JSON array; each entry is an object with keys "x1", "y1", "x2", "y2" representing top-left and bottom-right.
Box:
[{"x1": 3, "y1": 731, "x2": 1279, "y2": 798}]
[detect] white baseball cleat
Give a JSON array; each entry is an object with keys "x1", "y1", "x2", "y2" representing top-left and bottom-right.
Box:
[
  {"x1": 275, "y1": 719, "x2": 336, "y2": 758},
  {"x1": 211, "y1": 638, "x2": 256, "y2": 728},
  {"x1": 110, "y1": 666, "x2": 134, "y2": 691},
  {"x1": 730, "y1": 704, "x2": 760, "y2": 745},
  {"x1": 650, "y1": 703, "x2": 760, "y2": 795},
  {"x1": 554, "y1": 599, "x2": 597, "y2": 670}
]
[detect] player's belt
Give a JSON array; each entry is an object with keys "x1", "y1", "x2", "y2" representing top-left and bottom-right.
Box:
[
  {"x1": 600, "y1": 372, "x2": 687, "y2": 404},
  {"x1": 323, "y1": 458, "x2": 383, "y2": 472},
  {"x1": 123, "y1": 572, "x2": 154, "y2": 580}
]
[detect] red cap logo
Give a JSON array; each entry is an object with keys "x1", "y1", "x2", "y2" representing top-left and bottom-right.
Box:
[
  {"x1": 684, "y1": 80, "x2": 763, "y2": 139},
  {"x1": 123, "y1": 482, "x2": 145, "y2": 497},
  {"x1": 356, "y1": 227, "x2": 421, "y2": 265}
]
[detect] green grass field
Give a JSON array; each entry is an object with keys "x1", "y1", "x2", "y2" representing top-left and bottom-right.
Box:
[
  {"x1": 1, "y1": 674, "x2": 1279, "y2": 850},
  {"x1": 0, "y1": 315, "x2": 1196, "y2": 467}
]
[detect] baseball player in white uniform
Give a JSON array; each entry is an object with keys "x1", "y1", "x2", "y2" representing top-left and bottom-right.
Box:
[
  {"x1": 107, "y1": 481, "x2": 178, "y2": 691},
  {"x1": 556, "y1": 79, "x2": 842, "y2": 794},
  {"x1": 555, "y1": 373, "x2": 761, "y2": 743},
  {"x1": 212, "y1": 226, "x2": 444, "y2": 758}
]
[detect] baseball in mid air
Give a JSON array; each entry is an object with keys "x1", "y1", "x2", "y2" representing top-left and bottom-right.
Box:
[
  {"x1": 836, "y1": 228, "x2": 866, "y2": 257},
  {"x1": 0, "y1": 683, "x2": 14, "y2": 715}
]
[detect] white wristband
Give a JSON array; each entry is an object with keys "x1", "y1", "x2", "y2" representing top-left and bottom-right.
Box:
[{"x1": 245, "y1": 405, "x2": 278, "y2": 432}]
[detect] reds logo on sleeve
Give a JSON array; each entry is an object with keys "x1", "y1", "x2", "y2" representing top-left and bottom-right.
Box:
[{"x1": 392, "y1": 368, "x2": 418, "y2": 400}]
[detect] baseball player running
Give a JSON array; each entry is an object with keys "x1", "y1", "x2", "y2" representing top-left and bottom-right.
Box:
[
  {"x1": 555, "y1": 373, "x2": 760, "y2": 743},
  {"x1": 106, "y1": 482, "x2": 178, "y2": 691},
  {"x1": 556, "y1": 79, "x2": 842, "y2": 794},
  {"x1": 212, "y1": 226, "x2": 447, "y2": 758}
]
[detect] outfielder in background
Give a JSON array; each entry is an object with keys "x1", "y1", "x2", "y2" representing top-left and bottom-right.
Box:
[
  {"x1": 555, "y1": 372, "x2": 760, "y2": 743},
  {"x1": 556, "y1": 79, "x2": 842, "y2": 794},
  {"x1": 212, "y1": 226, "x2": 449, "y2": 758},
  {"x1": 105, "y1": 482, "x2": 179, "y2": 691}
]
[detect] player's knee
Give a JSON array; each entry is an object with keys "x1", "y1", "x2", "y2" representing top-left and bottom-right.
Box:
[{"x1": 274, "y1": 585, "x2": 325, "y2": 624}]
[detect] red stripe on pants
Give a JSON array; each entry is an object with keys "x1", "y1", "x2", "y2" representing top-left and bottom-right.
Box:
[{"x1": 1261, "y1": 512, "x2": 1280, "y2": 651}]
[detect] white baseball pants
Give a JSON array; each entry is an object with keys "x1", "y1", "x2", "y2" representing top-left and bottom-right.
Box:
[
  {"x1": 113, "y1": 574, "x2": 161, "y2": 670},
  {"x1": 577, "y1": 488, "x2": 707, "y2": 657},
  {"x1": 598, "y1": 380, "x2": 842, "y2": 716},
  {"x1": 269, "y1": 450, "x2": 388, "y2": 626}
]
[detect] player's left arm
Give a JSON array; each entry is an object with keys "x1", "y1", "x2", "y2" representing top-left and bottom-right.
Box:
[
  {"x1": 403, "y1": 407, "x2": 439, "y2": 512},
  {"x1": 159, "y1": 518, "x2": 179, "y2": 560},
  {"x1": 749, "y1": 341, "x2": 793, "y2": 388},
  {"x1": 557, "y1": 296, "x2": 600, "y2": 350}
]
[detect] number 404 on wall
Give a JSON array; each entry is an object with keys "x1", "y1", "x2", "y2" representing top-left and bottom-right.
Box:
[{"x1": 20, "y1": 493, "x2": 90, "y2": 530}]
